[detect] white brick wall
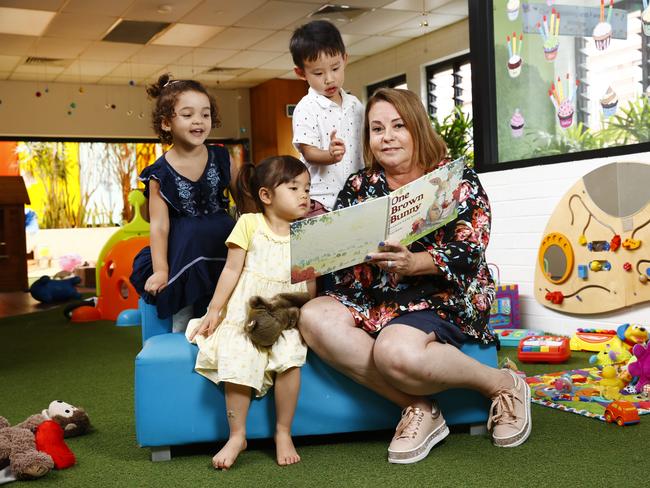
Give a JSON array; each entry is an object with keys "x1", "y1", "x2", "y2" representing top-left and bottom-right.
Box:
[{"x1": 480, "y1": 153, "x2": 650, "y2": 335}]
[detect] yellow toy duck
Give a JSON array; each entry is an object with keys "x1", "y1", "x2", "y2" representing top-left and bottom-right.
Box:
[{"x1": 599, "y1": 365, "x2": 625, "y2": 400}]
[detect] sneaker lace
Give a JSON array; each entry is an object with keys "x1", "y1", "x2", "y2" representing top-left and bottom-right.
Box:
[
  {"x1": 487, "y1": 389, "x2": 519, "y2": 430},
  {"x1": 393, "y1": 407, "x2": 423, "y2": 440}
]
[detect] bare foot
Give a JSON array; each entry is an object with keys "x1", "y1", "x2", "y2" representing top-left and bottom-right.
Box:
[
  {"x1": 275, "y1": 431, "x2": 301, "y2": 466},
  {"x1": 212, "y1": 435, "x2": 247, "y2": 470}
]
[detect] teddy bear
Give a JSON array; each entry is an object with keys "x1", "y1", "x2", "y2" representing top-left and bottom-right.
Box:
[
  {"x1": 244, "y1": 292, "x2": 311, "y2": 347},
  {"x1": 0, "y1": 401, "x2": 91, "y2": 482},
  {"x1": 628, "y1": 343, "x2": 650, "y2": 394}
]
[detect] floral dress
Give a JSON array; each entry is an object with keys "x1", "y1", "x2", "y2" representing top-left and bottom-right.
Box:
[
  {"x1": 326, "y1": 161, "x2": 497, "y2": 344},
  {"x1": 130, "y1": 144, "x2": 235, "y2": 319}
]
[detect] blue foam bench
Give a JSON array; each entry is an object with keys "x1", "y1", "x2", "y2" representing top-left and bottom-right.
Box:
[{"x1": 134, "y1": 299, "x2": 497, "y2": 461}]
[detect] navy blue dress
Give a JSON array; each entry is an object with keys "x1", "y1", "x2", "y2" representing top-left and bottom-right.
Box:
[{"x1": 130, "y1": 145, "x2": 235, "y2": 319}]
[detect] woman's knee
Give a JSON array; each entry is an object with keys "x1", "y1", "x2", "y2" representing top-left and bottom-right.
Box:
[
  {"x1": 298, "y1": 297, "x2": 346, "y2": 344},
  {"x1": 374, "y1": 329, "x2": 444, "y2": 384},
  {"x1": 373, "y1": 336, "x2": 420, "y2": 383}
]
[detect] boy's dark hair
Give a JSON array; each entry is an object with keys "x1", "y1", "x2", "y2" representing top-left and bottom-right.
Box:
[
  {"x1": 235, "y1": 156, "x2": 308, "y2": 212},
  {"x1": 289, "y1": 20, "x2": 346, "y2": 69},
  {"x1": 146, "y1": 73, "x2": 221, "y2": 145}
]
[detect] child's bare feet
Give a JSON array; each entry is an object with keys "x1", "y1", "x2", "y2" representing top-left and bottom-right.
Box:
[
  {"x1": 275, "y1": 431, "x2": 300, "y2": 466},
  {"x1": 212, "y1": 435, "x2": 247, "y2": 470}
]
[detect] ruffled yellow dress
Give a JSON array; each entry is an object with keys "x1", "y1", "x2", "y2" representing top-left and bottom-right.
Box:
[{"x1": 187, "y1": 213, "x2": 309, "y2": 397}]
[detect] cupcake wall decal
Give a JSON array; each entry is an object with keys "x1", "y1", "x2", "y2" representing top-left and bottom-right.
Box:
[
  {"x1": 506, "y1": 32, "x2": 524, "y2": 78},
  {"x1": 510, "y1": 109, "x2": 525, "y2": 137},
  {"x1": 549, "y1": 73, "x2": 579, "y2": 129},
  {"x1": 507, "y1": 0, "x2": 520, "y2": 21},
  {"x1": 600, "y1": 86, "x2": 618, "y2": 118},
  {"x1": 643, "y1": 1, "x2": 650, "y2": 37},
  {"x1": 538, "y1": 9, "x2": 560, "y2": 61},
  {"x1": 593, "y1": 0, "x2": 613, "y2": 51}
]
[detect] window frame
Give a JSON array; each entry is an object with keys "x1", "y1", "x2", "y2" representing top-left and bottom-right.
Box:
[
  {"x1": 469, "y1": 0, "x2": 650, "y2": 173},
  {"x1": 424, "y1": 53, "x2": 472, "y2": 121},
  {"x1": 366, "y1": 73, "x2": 407, "y2": 99}
]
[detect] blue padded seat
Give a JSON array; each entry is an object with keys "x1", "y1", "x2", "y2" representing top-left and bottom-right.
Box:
[{"x1": 134, "y1": 299, "x2": 497, "y2": 460}]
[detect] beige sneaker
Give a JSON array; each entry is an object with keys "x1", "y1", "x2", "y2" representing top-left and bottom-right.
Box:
[
  {"x1": 488, "y1": 369, "x2": 532, "y2": 447},
  {"x1": 387, "y1": 402, "x2": 449, "y2": 464}
]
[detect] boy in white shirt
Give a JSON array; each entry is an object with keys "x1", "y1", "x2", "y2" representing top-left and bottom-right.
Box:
[{"x1": 290, "y1": 20, "x2": 364, "y2": 212}]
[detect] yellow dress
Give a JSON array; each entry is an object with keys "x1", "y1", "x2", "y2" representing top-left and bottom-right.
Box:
[{"x1": 186, "y1": 213, "x2": 308, "y2": 397}]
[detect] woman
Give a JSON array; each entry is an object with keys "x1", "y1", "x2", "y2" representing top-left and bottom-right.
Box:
[{"x1": 298, "y1": 88, "x2": 531, "y2": 464}]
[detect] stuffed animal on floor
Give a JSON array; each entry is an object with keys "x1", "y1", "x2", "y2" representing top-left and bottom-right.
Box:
[
  {"x1": 589, "y1": 342, "x2": 631, "y2": 367},
  {"x1": 0, "y1": 417, "x2": 53, "y2": 482},
  {"x1": 244, "y1": 292, "x2": 311, "y2": 347},
  {"x1": 29, "y1": 275, "x2": 82, "y2": 304},
  {"x1": 628, "y1": 343, "x2": 650, "y2": 394},
  {"x1": 0, "y1": 400, "x2": 91, "y2": 483}
]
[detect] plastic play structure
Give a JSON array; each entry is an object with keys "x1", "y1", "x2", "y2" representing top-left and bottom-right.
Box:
[{"x1": 71, "y1": 190, "x2": 149, "y2": 323}]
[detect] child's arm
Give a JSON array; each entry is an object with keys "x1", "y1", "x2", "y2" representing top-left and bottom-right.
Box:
[
  {"x1": 144, "y1": 180, "x2": 170, "y2": 295},
  {"x1": 188, "y1": 245, "x2": 247, "y2": 340},
  {"x1": 297, "y1": 129, "x2": 346, "y2": 166}
]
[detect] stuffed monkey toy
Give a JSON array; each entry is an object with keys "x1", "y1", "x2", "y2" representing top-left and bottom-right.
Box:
[
  {"x1": 0, "y1": 400, "x2": 91, "y2": 482},
  {"x1": 244, "y1": 292, "x2": 311, "y2": 347}
]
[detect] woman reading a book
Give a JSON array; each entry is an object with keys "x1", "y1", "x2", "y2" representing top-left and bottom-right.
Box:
[{"x1": 298, "y1": 88, "x2": 531, "y2": 464}]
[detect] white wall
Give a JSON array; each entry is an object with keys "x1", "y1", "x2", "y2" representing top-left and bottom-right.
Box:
[
  {"x1": 345, "y1": 20, "x2": 469, "y2": 102},
  {"x1": 480, "y1": 155, "x2": 650, "y2": 335},
  {"x1": 0, "y1": 79, "x2": 250, "y2": 140}
]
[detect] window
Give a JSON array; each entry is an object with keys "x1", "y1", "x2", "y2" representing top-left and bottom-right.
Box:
[
  {"x1": 5, "y1": 138, "x2": 248, "y2": 228},
  {"x1": 469, "y1": 0, "x2": 650, "y2": 171},
  {"x1": 425, "y1": 54, "x2": 472, "y2": 123},
  {"x1": 366, "y1": 74, "x2": 407, "y2": 99},
  {"x1": 578, "y1": 2, "x2": 645, "y2": 131}
]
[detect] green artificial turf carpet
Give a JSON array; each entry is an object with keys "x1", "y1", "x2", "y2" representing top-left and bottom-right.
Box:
[{"x1": 0, "y1": 307, "x2": 647, "y2": 488}]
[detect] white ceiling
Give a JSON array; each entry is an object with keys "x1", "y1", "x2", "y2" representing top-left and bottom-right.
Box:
[{"x1": 0, "y1": 0, "x2": 468, "y2": 89}]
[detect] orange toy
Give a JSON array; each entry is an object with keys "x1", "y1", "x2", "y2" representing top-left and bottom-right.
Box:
[{"x1": 71, "y1": 236, "x2": 149, "y2": 322}]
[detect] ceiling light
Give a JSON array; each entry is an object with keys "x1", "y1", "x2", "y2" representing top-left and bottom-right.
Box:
[
  {"x1": 0, "y1": 7, "x2": 55, "y2": 36},
  {"x1": 157, "y1": 5, "x2": 172, "y2": 14}
]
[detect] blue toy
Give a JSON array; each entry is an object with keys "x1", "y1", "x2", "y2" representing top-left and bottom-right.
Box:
[
  {"x1": 29, "y1": 275, "x2": 82, "y2": 303},
  {"x1": 116, "y1": 308, "x2": 141, "y2": 327}
]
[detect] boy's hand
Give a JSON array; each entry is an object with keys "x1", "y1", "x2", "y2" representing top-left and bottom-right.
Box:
[
  {"x1": 328, "y1": 129, "x2": 346, "y2": 163},
  {"x1": 144, "y1": 270, "x2": 168, "y2": 295},
  {"x1": 188, "y1": 308, "x2": 223, "y2": 341}
]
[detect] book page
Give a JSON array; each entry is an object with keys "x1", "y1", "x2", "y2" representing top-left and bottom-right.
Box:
[
  {"x1": 386, "y1": 157, "x2": 465, "y2": 245},
  {"x1": 290, "y1": 196, "x2": 387, "y2": 283}
]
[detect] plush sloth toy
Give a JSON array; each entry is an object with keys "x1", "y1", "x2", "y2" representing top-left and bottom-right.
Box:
[{"x1": 244, "y1": 292, "x2": 311, "y2": 347}]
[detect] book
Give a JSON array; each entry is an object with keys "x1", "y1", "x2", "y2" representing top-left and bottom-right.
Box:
[{"x1": 290, "y1": 157, "x2": 465, "y2": 283}]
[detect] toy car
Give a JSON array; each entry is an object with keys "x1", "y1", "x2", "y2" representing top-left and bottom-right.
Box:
[{"x1": 604, "y1": 400, "x2": 640, "y2": 426}]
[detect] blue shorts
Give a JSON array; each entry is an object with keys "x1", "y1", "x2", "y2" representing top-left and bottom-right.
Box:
[{"x1": 381, "y1": 311, "x2": 467, "y2": 349}]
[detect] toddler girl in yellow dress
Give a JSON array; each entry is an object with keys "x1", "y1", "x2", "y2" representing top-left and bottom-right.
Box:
[{"x1": 187, "y1": 155, "x2": 315, "y2": 470}]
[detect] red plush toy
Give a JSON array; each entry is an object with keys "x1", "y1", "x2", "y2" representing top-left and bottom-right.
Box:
[{"x1": 35, "y1": 421, "x2": 75, "y2": 469}]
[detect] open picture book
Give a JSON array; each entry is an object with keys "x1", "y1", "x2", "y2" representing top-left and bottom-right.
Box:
[{"x1": 290, "y1": 157, "x2": 465, "y2": 283}]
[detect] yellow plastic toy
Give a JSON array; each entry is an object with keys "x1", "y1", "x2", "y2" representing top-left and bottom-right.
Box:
[{"x1": 599, "y1": 365, "x2": 625, "y2": 400}]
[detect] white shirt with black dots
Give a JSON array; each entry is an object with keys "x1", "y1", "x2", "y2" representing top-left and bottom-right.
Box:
[{"x1": 292, "y1": 87, "x2": 364, "y2": 210}]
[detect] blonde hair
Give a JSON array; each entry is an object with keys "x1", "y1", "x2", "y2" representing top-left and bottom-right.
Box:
[{"x1": 363, "y1": 88, "x2": 447, "y2": 172}]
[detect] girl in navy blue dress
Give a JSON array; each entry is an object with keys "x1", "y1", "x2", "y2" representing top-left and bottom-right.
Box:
[{"x1": 130, "y1": 74, "x2": 235, "y2": 332}]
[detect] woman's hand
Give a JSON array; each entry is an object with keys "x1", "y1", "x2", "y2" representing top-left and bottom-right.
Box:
[
  {"x1": 188, "y1": 307, "x2": 223, "y2": 341},
  {"x1": 366, "y1": 241, "x2": 439, "y2": 277},
  {"x1": 144, "y1": 270, "x2": 168, "y2": 295}
]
